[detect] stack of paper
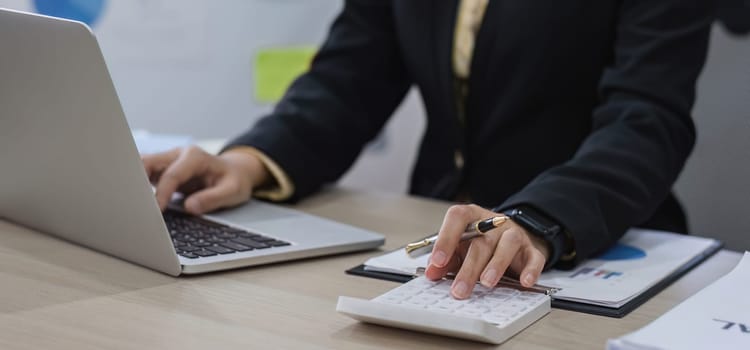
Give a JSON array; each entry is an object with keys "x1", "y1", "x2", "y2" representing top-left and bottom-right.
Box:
[{"x1": 607, "y1": 252, "x2": 750, "y2": 350}]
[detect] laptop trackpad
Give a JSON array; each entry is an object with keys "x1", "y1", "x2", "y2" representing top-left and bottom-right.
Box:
[
  {"x1": 205, "y1": 200, "x2": 302, "y2": 224},
  {"x1": 205, "y1": 201, "x2": 367, "y2": 246}
]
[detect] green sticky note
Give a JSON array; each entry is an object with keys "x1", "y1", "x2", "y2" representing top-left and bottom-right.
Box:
[{"x1": 253, "y1": 47, "x2": 317, "y2": 103}]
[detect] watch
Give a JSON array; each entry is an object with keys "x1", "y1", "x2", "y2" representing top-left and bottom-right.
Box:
[{"x1": 503, "y1": 206, "x2": 572, "y2": 268}]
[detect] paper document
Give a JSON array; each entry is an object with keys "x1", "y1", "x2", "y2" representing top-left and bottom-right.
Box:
[
  {"x1": 537, "y1": 230, "x2": 716, "y2": 308},
  {"x1": 364, "y1": 229, "x2": 720, "y2": 309},
  {"x1": 132, "y1": 129, "x2": 192, "y2": 155},
  {"x1": 608, "y1": 252, "x2": 750, "y2": 350},
  {"x1": 363, "y1": 248, "x2": 429, "y2": 276}
]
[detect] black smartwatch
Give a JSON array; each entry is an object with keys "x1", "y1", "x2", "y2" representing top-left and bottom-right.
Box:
[{"x1": 504, "y1": 206, "x2": 569, "y2": 268}]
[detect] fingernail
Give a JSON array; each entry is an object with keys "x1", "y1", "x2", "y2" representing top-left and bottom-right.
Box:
[
  {"x1": 523, "y1": 273, "x2": 535, "y2": 287},
  {"x1": 481, "y1": 269, "x2": 498, "y2": 287},
  {"x1": 430, "y1": 250, "x2": 447, "y2": 267},
  {"x1": 452, "y1": 281, "x2": 469, "y2": 299}
]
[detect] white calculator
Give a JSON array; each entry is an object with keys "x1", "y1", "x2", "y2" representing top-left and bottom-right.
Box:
[{"x1": 336, "y1": 276, "x2": 551, "y2": 344}]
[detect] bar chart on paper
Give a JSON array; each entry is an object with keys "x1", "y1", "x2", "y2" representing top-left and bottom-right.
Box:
[{"x1": 537, "y1": 230, "x2": 720, "y2": 308}]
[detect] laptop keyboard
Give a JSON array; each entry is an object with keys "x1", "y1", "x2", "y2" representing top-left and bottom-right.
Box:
[{"x1": 164, "y1": 209, "x2": 291, "y2": 259}]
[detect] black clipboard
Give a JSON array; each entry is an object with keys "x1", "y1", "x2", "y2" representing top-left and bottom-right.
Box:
[{"x1": 346, "y1": 239, "x2": 723, "y2": 318}]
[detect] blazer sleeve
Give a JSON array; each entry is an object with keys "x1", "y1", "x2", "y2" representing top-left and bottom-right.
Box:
[
  {"x1": 224, "y1": 0, "x2": 411, "y2": 201},
  {"x1": 497, "y1": 0, "x2": 714, "y2": 265}
]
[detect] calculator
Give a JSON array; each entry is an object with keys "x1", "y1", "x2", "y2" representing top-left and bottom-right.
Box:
[{"x1": 336, "y1": 276, "x2": 551, "y2": 344}]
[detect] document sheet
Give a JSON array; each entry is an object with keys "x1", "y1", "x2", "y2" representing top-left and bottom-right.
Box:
[
  {"x1": 608, "y1": 251, "x2": 750, "y2": 350},
  {"x1": 363, "y1": 229, "x2": 720, "y2": 309}
]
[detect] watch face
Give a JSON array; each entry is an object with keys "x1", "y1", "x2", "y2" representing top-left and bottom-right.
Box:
[{"x1": 507, "y1": 208, "x2": 560, "y2": 238}]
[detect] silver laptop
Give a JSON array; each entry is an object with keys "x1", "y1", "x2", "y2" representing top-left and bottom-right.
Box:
[{"x1": 0, "y1": 8, "x2": 384, "y2": 276}]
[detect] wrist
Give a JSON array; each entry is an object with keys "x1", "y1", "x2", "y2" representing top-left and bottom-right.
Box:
[
  {"x1": 528, "y1": 233, "x2": 551, "y2": 262},
  {"x1": 220, "y1": 146, "x2": 295, "y2": 202},
  {"x1": 220, "y1": 150, "x2": 271, "y2": 189},
  {"x1": 503, "y1": 206, "x2": 570, "y2": 270}
]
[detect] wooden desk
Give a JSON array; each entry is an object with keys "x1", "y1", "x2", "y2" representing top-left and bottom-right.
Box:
[{"x1": 0, "y1": 188, "x2": 741, "y2": 349}]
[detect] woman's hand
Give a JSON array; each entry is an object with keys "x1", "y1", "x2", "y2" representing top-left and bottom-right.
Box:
[
  {"x1": 425, "y1": 204, "x2": 550, "y2": 299},
  {"x1": 141, "y1": 146, "x2": 270, "y2": 214}
]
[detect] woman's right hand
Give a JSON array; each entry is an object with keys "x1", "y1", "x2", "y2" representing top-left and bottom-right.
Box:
[{"x1": 141, "y1": 146, "x2": 271, "y2": 215}]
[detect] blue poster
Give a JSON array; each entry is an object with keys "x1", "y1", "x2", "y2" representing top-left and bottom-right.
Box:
[{"x1": 33, "y1": 0, "x2": 106, "y2": 27}]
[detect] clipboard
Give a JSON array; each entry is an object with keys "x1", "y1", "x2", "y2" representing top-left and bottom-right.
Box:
[{"x1": 346, "y1": 234, "x2": 723, "y2": 318}]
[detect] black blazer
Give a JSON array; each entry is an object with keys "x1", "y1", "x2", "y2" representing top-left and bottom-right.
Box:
[{"x1": 227, "y1": 0, "x2": 714, "y2": 264}]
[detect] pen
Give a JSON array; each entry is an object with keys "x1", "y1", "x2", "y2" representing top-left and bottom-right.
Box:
[
  {"x1": 415, "y1": 270, "x2": 559, "y2": 296},
  {"x1": 404, "y1": 216, "x2": 510, "y2": 258}
]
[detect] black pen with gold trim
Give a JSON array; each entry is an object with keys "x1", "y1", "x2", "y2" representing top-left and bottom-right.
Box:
[{"x1": 404, "y1": 216, "x2": 510, "y2": 258}]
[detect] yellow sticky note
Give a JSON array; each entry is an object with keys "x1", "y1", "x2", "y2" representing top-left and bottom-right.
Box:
[{"x1": 253, "y1": 46, "x2": 317, "y2": 103}]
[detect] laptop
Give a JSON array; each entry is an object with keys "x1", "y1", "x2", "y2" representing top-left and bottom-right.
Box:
[{"x1": 0, "y1": 8, "x2": 384, "y2": 276}]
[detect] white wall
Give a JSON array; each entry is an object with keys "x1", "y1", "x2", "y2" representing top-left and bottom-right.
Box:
[
  {"x1": 674, "y1": 25, "x2": 750, "y2": 251},
  {"x1": 0, "y1": 0, "x2": 343, "y2": 137}
]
